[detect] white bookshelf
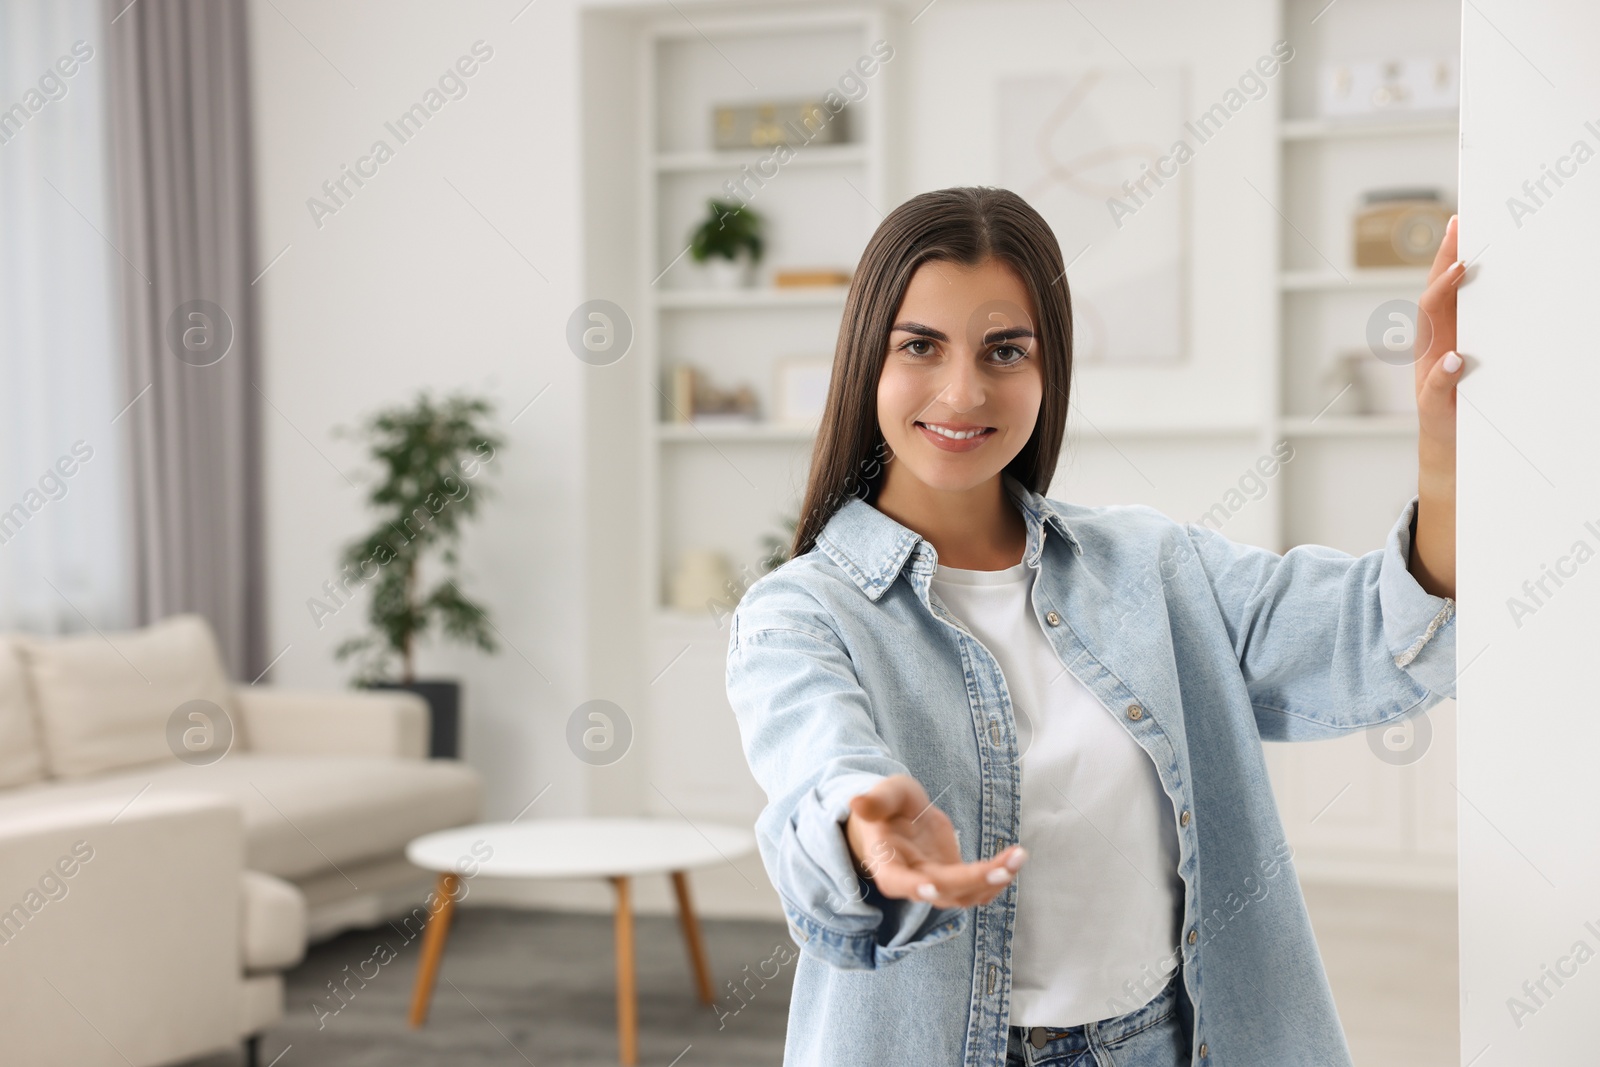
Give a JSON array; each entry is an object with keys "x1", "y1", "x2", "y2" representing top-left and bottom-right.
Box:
[
  {"x1": 1278, "y1": 414, "x2": 1418, "y2": 438},
  {"x1": 629, "y1": 6, "x2": 893, "y2": 826},
  {"x1": 1278, "y1": 115, "x2": 1458, "y2": 141},
  {"x1": 1263, "y1": 0, "x2": 1462, "y2": 888},
  {"x1": 653, "y1": 286, "x2": 848, "y2": 310},
  {"x1": 654, "y1": 143, "x2": 869, "y2": 173},
  {"x1": 638, "y1": 7, "x2": 887, "y2": 621},
  {"x1": 1279, "y1": 267, "x2": 1433, "y2": 291},
  {"x1": 655, "y1": 421, "x2": 816, "y2": 443}
]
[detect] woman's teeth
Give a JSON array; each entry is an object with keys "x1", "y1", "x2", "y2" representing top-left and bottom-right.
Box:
[{"x1": 921, "y1": 423, "x2": 990, "y2": 440}]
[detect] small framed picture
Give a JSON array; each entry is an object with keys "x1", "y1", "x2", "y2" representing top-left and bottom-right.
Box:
[{"x1": 773, "y1": 357, "x2": 832, "y2": 425}]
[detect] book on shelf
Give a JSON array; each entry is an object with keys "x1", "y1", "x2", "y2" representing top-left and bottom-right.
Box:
[
  {"x1": 686, "y1": 413, "x2": 761, "y2": 426},
  {"x1": 670, "y1": 365, "x2": 695, "y2": 422},
  {"x1": 667, "y1": 364, "x2": 760, "y2": 423},
  {"x1": 773, "y1": 268, "x2": 852, "y2": 288}
]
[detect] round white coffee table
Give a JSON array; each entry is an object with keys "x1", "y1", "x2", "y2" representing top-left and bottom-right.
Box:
[{"x1": 404, "y1": 817, "x2": 757, "y2": 1066}]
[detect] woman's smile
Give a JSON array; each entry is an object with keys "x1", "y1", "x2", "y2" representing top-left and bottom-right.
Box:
[{"x1": 915, "y1": 419, "x2": 998, "y2": 451}]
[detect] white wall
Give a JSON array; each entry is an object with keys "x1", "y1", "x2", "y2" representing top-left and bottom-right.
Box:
[
  {"x1": 247, "y1": 0, "x2": 591, "y2": 824},
  {"x1": 1458, "y1": 1, "x2": 1600, "y2": 1060}
]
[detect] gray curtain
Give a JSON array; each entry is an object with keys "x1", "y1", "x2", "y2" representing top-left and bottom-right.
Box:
[{"x1": 103, "y1": 0, "x2": 265, "y2": 681}]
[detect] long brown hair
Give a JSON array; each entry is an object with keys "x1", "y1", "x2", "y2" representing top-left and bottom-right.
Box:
[{"x1": 788, "y1": 186, "x2": 1073, "y2": 560}]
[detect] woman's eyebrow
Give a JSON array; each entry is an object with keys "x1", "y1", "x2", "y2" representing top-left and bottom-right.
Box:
[
  {"x1": 889, "y1": 321, "x2": 948, "y2": 341},
  {"x1": 889, "y1": 321, "x2": 1037, "y2": 342},
  {"x1": 980, "y1": 325, "x2": 1035, "y2": 342}
]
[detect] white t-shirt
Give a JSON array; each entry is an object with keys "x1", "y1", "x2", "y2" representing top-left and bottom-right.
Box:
[{"x1": 929, "y1": 558, "x2": 1184, "y2": 1027}]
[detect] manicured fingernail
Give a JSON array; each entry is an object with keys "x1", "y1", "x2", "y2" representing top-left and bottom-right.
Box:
[
  {"x1": 1006, "y1": 846, "x2": 1028, "y2": 871},
  {"x1": 987, "y1": 867, "x2": 1013, "y2": 885},
  {"x1": 917, "y1": 883, "x2": 938, "y2": 900},
  {"x1": 1442, "y1": 351, "x2": 1462, "y2": 373}
]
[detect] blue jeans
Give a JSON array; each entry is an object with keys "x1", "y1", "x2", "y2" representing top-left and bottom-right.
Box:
[{"x1": 1005, "y1": 972, "x2": 1190, "y2": 1066}]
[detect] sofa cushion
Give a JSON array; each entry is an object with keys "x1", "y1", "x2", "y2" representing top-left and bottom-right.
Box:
[
  {"x1": 241, "y1": 870, "x2": 307, "y2": 973},
  {"x1": 17, "y1": 613, "x2": 237, "y2": 779},
  {"x1": 0, "y1": 754, "x2": 482, "y2": 881},
  {"x1": 0, "y1": 637, "x2": 46, "y2": 788}
]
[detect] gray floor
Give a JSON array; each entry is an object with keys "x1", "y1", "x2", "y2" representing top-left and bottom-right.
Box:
[
  {"x1": 188, "y1": 883, "x2": 1457, "y2": 1066},
  {"x1": 194, "y1": 907, "x2": 793, "y2": 1067}
]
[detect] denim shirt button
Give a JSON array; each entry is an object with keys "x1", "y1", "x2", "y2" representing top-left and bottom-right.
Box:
[
  {"x1": 1187, "y1": 927, "x2": 1198, "y2": 945},
  {"x1": 1127, "y1": 704, "x2": 1144, "y2": 720},
  {"x1": 1180, "y1": 809, "x2": 1191, "y2": 827},
  {"x1": 1044, "y1": 610, "x2": 1061, "y2": 626},
  {"x1": 1199, "y1": 1042, "x2": 1209, "y2": 1058}
]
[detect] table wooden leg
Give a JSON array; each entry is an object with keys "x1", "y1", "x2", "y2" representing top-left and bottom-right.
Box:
[
  {"x1": 670, "y1": 870, "x2": 714, "y2": 1005},
  {"x1": 610, "y1": 875, "x2": 638, "y2": 1066},
  {"x1": 408, "y1": 872, "x2": 460, "y2": 1028}
]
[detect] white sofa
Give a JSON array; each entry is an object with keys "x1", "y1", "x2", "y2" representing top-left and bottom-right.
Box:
[{"x1": 0, "y1": 614, "x2": 483, "y2": 1067}]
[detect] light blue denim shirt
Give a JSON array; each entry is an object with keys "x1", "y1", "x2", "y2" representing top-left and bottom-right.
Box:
[{"x1": 724, "y1": 471, "x2": 1456, "y2": 1067}]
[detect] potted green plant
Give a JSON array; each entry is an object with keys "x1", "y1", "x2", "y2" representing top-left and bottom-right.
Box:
[
  {"x1": 688, "y1": 198, "x2": 764, "y2": 288},
  {"x1": 333, "y1": 391, "x2": 504, "y2": 757}
]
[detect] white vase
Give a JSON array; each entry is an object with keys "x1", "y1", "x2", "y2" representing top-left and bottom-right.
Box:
[
  {"x1": 702, "y1": 254, "x2": 756, "y2": 290},
  {"x1": 1320, "y1": 350, "x2": 1374, "y2": 416}
]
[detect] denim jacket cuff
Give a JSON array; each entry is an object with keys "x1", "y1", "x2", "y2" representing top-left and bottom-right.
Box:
[
  {"x1": 779, "y1": 890, "x2": 969, "y2": 970},
  {"x1": 1379, "y1": 494, "x2": 1457, "y2": 698},
  {"x1": 778, "y1": 771, "x2": 968, "y2": 970}
]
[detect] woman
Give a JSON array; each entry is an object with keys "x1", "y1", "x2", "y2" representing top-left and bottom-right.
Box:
[{"x1": 724, "y1": 186, "x2": 1460, "y2": 1066}]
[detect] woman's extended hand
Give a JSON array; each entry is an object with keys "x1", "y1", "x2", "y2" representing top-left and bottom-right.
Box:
[
  {"x1": 844, "y1": 773, "x2": 1027, "y2": 909},
  {"x1": 1407, "y1": 214, "x2": 1463, "y2": 600}
]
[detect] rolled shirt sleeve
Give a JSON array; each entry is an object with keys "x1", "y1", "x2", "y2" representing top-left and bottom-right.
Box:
[
  {"x1": 1379, "y1": 495, "x2": 1457, "y2": 695},
  {"x1": 1183, "y1": 494, "x2": 1456, "y2": 742},
  {"x1": 725, "y1": 596, "x2": 968, "y2": 970}
]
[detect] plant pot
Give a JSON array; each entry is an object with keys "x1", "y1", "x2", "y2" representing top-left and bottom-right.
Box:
[
  {"x1": 367, "y1": 679, "x2": 461, "y2": 758},
  {"x1": 701, "y1": 253, "x2": 757, "y2": 290}
]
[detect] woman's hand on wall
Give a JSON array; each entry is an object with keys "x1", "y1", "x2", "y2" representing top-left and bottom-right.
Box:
[
  {"x1": 845, "y1": 773, "x2": 1027, "y2": 909},
  {"x1": 1408, "y1": 214, "x2": 1463, "y2": 601},
  {"x1": 1416, "y1": 213, "x2": 1466, "y2": 452}
]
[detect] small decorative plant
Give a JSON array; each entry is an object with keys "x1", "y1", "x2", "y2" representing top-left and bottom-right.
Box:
[
  {"x1": 333, "y1": 392, "x2": 504, "y2": 685},
  {"x1": 689, "y1": 198, "x2": 765, "y2": 267}
]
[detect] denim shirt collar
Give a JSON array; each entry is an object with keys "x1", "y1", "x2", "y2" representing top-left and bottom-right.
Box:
[{"x1": 814, "y1": 471, "x2": 1083, "y2": 602}]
